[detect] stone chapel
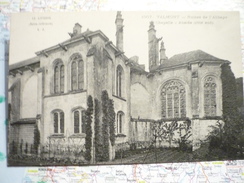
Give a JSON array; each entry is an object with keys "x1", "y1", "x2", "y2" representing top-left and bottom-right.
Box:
[{"x1": 8, "y1": 12, "x2": 240, "y2": 160}]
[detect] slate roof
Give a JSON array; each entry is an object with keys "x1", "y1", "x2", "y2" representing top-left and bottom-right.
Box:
[
  {"x1": 129, "y1": 59, "x2": 148, "y2": 74},
  {"x1": 11, "y1": 118, "x2": 36, "y2": 125},
  {"x1": 64, "y1": 29, "x2": 94, "y2": 43},
  {"x1": 35, "y1": 29, "x2": 111, "y2": 55},
  {"x1": 156, "y1": 50, "x2": 229, "y2": 70},
  {"x1": 9, "y1": 56, "x2": 40, "y2": 71}
]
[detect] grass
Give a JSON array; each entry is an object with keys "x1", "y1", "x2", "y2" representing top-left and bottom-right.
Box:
[
  {"x1": 8, "y1": 148, "x2": 194, "y2": 166},
  {"x1": 111, "y1": 148, "x2": 193, "y2": 164}
]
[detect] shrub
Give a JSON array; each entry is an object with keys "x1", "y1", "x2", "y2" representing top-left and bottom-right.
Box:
[
  {"x1": 102, "y1": 90, "x2": 110, "y2": 161},
  {"x1": 33, "y1": 124, "x2": 40, "y2": 154},
  {"x1": 84, "y1": 95, "x2": 93, "y2": 162},
  {"x1": 94, "y1": 98, "x2": 103, "y2": 162}
]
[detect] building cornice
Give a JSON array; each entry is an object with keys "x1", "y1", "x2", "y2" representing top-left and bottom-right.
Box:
[{"x1": 154, "y1": 59, "x2": 230, "y2": 73}]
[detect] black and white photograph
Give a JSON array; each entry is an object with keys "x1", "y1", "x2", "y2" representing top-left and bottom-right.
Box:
[{"x1": 7, "y1": 11, "x2": 243, "y2": 166}]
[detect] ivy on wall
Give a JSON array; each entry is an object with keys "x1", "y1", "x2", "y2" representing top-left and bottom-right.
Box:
[
  {"x1": 235, "y1": 77, "x2": 244, "y2": 111},
  {"x1": 204, "y1": 63, "x2": 244, "y2": 158},
  {"x1": 221, "y1": 63, "x2": 238, "y2": 117}
]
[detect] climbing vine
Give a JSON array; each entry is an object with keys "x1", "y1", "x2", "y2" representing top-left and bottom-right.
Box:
[{"x1": 221, "y1": 63, "x2": 238, "y2": 117}]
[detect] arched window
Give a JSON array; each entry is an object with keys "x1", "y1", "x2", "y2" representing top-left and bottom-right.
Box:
[
  {"x1": 204, "y1": 76, "x2": 217, "y2": 116},
  {"x1": 117, "y1": 111, "x2": 124, "y2": 134},
  {"x1": 54, "y1": 60, "x2": 64, "y2": 93},
  {"x1": 116, "y1": 65, "x2": 124, "y2": 97},
  {"x1": 53, "y1": 110, "x2": 64, "y2": 134},
  {"x1": 161, "y1": 80, "x2": 186, "y2": 118},
  {"x1": 70, "y1": 54, "x2": 84, "y2": 91},
  {"x1": 73, "y1": 109, "x2": 86, "y2": 133}
]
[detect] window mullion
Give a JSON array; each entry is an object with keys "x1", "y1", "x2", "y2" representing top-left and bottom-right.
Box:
[
  {"x1": 166, "y1": 94, "x2": 168, "y2": 118},
  {"x1": 76, "y1": 61, "x2": 77, "y2": 90},
  {"x1": 117, "y1": 114, "x2": 120, "y2": 134},
  {"x1": 59, "y1": 66, "x2": 61, "y2": 93},
  {"x1": 179, "y1": 93, "x2": 181, "y2": 117},
  {"x1": 119, "y1": 72, "x2": 122, "y2": 97},
  {"x1": 119, "y1": 114, "x2": 122, "y2": 133},
  {"x1": 58, "y1": 112, "x2": 60, "y2": 134},
  {"x1": 79, "y1": 110, "x2": 81, "y2": 133},
  {"x1": 172, "y1": 92, "x2": 175, "y2": 118}
]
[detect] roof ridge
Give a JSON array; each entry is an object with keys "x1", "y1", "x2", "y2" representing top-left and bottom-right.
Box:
[
  {"x1": 9, "y1": 56, "x2": 40, "y2": 71},
  {"x1": 155, "y1": 49, "x2": 228, "y2": 71}
]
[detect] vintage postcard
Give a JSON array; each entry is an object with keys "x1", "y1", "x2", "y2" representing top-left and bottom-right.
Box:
[{"x1": 7, "y1": 11, "x2": 243, "y2": 166}]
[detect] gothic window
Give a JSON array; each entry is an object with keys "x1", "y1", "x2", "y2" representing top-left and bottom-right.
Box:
[
  {"x1": 53, "y1": 110, "x2": 64, "y2": 134},
  {"x1": 117, "y1": 111, "x2": 124, "y2": 134},
  {"x1": 60, "y1": 65, "x2": 64, "y2": 93},
  {"x1": 70, "y1": 54, "x2": 84, "y2": 91},
  {"x1": 116, "y1": 65, "x2": 124, "y2": 97},
  {"x1": 161, "y1": 80, "x2": 186, "y2": 118},
  {"x1": 204, "y1": 76, "x2": 217, "y2": 116},
  {"x1": 54, "y1": 60, "x2": 64, "y2": 93},
  {"x1": 73, "y1": 109, "x2": 86, "y2": 134}
]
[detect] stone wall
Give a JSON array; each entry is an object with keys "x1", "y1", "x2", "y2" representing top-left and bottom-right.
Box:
[
  {"x1": 130, "y1": 61, "x2": 223, "y2": 148},
  {"x1": 38, "y1": 33, "x2": 131, "y2": 148},
  {"x1": 18, "y1": 124, "x2": 35, "y2": 144},
  {"x1": 8, "y1": 64, "x2": 39, "y2": 146},
  {"x1": 8, "y1": 66, "x2": 39, "y2": 121}
]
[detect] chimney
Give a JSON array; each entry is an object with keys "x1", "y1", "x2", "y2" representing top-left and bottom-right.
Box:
[
  {"x1": 129, "y1": 56, "x2": 139, "y2": 63},
  {"x1": 148, "y1": 21, "x2": 160, "y2": 71},
  {"x1": 69, "y1": 23, "x2": 82, "y2": 38},
  {"x1": 160, "y1": 40, "x2": 168, "y2": 64},
  {"x1": 115, "y1": 11, "x2": 124, "y2": 51},
  {"x1": 73, "y1": 23, "x2": 82, "y2": 35}
]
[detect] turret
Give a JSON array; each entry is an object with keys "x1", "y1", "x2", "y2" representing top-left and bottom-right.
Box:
[
  {"x1": 69, "y1": 23, "x2": 82, "y2": 38},
  {"x1": 160, "y1": 40, "x2": 168, "y2": 64},
  {"x1": 148, "y1": 21, "x2": 160, "y2": 71},
  {"x1": 115, "y1": 11, "x2": 124, "y2": 51}
]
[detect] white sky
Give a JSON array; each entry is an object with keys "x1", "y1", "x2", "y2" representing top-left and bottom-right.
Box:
[{"x1": 10, "y1": 11, "x2": 242, "y2": 77}]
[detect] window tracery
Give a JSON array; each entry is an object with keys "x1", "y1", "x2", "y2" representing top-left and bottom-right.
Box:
[
  {"x1": 161, "y1": 80, "x2": 186, "y2": 118},
  {"x1": 204, "y1": 76, "x2": 217, "y2": 116},
  {"x1": 70, "y1": 54, "x2": 84, "y2": 91},
  {"x1": 73, "y1": 109, "x2": 86, "y2": 134},
  {"x1": 53, "y1": 110, "x2": 64, "y2": 134},
  {"x1": 54, "y1": 60, "x2": 64, "y2": 93},
  {"x1": 117, "y1": 111, "x2": 124, "y2": 134},
  {"x1": 116, "y1": 65, "x2": 124, "y2": 97}
]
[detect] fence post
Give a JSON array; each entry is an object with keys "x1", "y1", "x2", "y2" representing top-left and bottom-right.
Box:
[
  {"x1": 30, "y1": 144, "x2": 33, "y2": 154},
  {"x1": 20, "y1": 139, "x2": 23, "y2": 155},
  {"x1": 25, "y1": 142, "x2": 28, "y2": 154}
]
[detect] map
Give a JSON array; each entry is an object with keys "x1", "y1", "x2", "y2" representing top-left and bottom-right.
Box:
[
  {"x1": 22, "y1": 161, "x2": 244, "y2": 183},
  {"x1": 1, "y1": 0, "x2": 244, "y2": 182}
]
